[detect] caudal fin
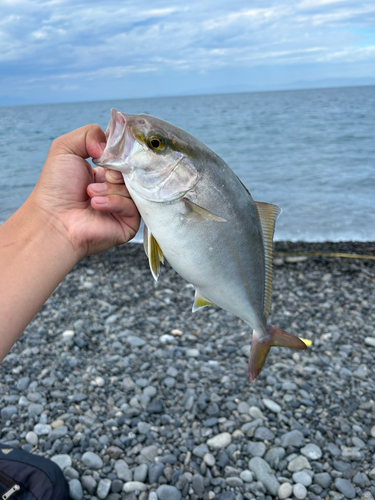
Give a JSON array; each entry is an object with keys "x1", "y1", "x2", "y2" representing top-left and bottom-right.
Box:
[{"x1": 248, "y1": 325, "x2": 307, "y2": 382}]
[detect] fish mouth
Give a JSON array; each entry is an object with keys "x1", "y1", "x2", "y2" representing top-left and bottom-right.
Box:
[{"x1": 93, "y1": 108, "x2": 135, "y2": 171}]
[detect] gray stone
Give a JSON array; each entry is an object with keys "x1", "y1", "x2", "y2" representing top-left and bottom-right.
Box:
[
  {"x1": 369, "y1": 468, "x2": 375, "y2": 480},
  {"x1": 353, "y1": 472, "x2": 368, "y2": 488},
  {"x1": 186, "y1": 348, "x2": 199, "y2": 357},
  {"x1": 69, "y1": 479, "x2": 83, "y2": 500},
  {"x1": 123, "y1": 482, "x2": 148, "y2": 492},
  {"x1": 17, "y1": 377, "x2": 30, "y2": 391},
  {"x1": 237, "y1": 402, "x2": 250, "y2": 414},
  {"x1": 138, "y1": 422, "x2": 151, "y2": 434},
  {"x1": 51, "y1": 454, "x2": 72, "y2": 470},
  {"x1": 249, "y1": 406, "x2": 264, "y2": 419},
  {"x1": 148, "y1": 462, "x2": 165, "y2": 484},
  {"x1": 280, "y1": 430, "x2": 305, "y2": 448},
  {"x1": 226, "y1": 477, "x2": 244, "y2": 487},
  {"x1": 81, "y1": 476, "x2": 96, "y2": 495},
  {"x1": 249, "y1": 457, "x2": 280, "y2": 496},
  {"x1": 156, "y1": 485, "x2": 182, "y2": 500},
  {"x1": 28, "y1": 403, "x2": 44, "y2": 415},
  {"x1": 206, "y1": 432, "x2": 231, "y2": 448},
  {"x1": 134, "y1": 464, "x2": 148, "y2": 483},
  {"x1": 278, "y1": 482, "x2": 293, "y2": 500},
  {"x1": 203, "y1": 452, "x2": 215, "y2": 466},
  {"x1": 1, "y1": 405, "x2": 18, "y2": 420},
  {"x1": 334, "y1": 478, "x2": 356, "y2": 499},
  {"x1": 262, "y1": 398, "x2": 281, "y2": 413},
  {"x1": 287, "y1": 455, "x2": 311, "y2": 472},
  {"x1": 192, "y1": 474, "x2": 205, "y2": 496},
  {"x1": 97, "y1": 479, "x2": 112, "y2": 499},
  {"x1": 49, "y1": 425, "x2": 68, "y2": 441},
  {"x1": 293, "y1": 483, "x2": 307, "y2": 500},
  {"x1": 141, "y1": 445, "x2": 159, "y2": 461},
  {"x1": 111, "y1": 480, "x2": 123, "y2": 493},
  {"x1": 163, "y1": 377, "x2": 175, "y2": 388},
  {"x1": 82, "y1": 451, "x2": 103, "y2": 469},
  {"x1": 265, "y1": 447, "x2": 285, "y2": 469},
  {"x1": 64, "y1": 467, "x2": 79, "y2": 480},
  {"x1": 25, "y1": 431, "x2": 38, "y2": 446},
  {"x1": 34, "y1": 423, "x2": 51, "y2": 435},
  {"x1": 126, "y1": 336, "x2": 146, "y2": 347},
  {"x1": 193, "y1": 444, "x2": 209, "y2": 458},
  {"x1": 239, "y1": 470, "x2": 253, "y2": 482},
  {"x1": 301, "y1": 444, "x2": 322, "y2": 460},
  {"x1": 115, "y1": 460, "x2": 132, "y2": 482},
  {"x1": 292, "y1": 471, "x2": 312, "y2": 487},
  {"x1": 247, "y1": 441, "x2": 266, "y2": 457},
  {"x1": 254, "y1": 426, "x2": 275, "y2": 441}
]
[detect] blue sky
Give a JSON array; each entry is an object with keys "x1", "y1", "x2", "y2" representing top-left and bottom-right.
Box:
[{"x1": 1, "y1": 0, "x2": 374, "y2": 105}]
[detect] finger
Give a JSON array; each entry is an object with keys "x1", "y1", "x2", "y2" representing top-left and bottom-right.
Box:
[
  {"x1": 93, "y1": 167, "x2": 107, "y2": 183},
  {"x1": 105, "y1": 169, "x2": 124, "y2": 184},
  {"x1": 50, "y1": 124, "x2": 106, "y2": 160},
  {"x1": 91, "y1": 194, "x2": 140, "y2": 218},
  {"x1": 87, "y1": 181, "x2": 130, "y2": 198}
]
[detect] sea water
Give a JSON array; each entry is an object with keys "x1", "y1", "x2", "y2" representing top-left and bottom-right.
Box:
[{"x1": 1, "y1": 85, "x2": 374, "y2": 241}]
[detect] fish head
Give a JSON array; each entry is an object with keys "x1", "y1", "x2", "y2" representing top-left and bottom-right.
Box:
[{"x1": 93, "y1": 109, "x2": 199, "y2": 202}]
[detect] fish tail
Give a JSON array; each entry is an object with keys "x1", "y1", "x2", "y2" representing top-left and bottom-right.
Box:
[{"x1": 248, "y1": 325, "x2": 307, "y2": 382}]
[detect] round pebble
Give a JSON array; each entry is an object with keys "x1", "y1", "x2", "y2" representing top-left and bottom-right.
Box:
[
  {"x1": 293, "y1": 483, "x2": 307, "y2": 500},
  {"x1": 278, "y1": 482, "x2": 293, "y2": 500}
]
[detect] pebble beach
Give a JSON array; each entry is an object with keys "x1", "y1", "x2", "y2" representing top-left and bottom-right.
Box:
[{"x1": 1, "y1": 241, "x2": 375, "y2": 500}]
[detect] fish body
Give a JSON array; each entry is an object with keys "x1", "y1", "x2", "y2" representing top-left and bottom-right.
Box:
[{"x1": 94, "y1": 109, "x2": 306, "y2": 380}]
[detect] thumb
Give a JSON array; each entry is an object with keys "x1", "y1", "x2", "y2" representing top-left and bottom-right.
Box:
[{"x1": 50, "y1": 124, "x2": 106, "y2": 160}]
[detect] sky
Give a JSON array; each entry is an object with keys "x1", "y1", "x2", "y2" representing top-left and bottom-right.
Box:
[{"x1": 1, "y1": 0, "x2": 375, "y2": 105}]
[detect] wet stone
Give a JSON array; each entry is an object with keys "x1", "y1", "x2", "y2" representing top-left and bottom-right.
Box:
[
  {"x1": 334, "y1": 478, "x2": 356, "y2": 499},
  {"x1": 82, "y1": 451, "x2": 103, "y2": 469},
  {"x1": 81, "y1": 475, "x2": 97, "y2": 495},
  {"x1": 69, "y1": 479, "x2": 83, "y2": 500},
  {"x1": 156, "y1": 485, "x2": 182, "y2": 500},
  {"x1": 97, "y1": 478, "x2": 111, "y2": 499},
  {"x1": 280, "y1": 430, "x2": 305, "y2": 448},
  {"x1": 192, "y1": 474, "x2": 205, "y2": 496}
]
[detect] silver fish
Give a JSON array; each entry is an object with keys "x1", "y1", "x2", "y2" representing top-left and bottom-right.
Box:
[{"x1": 94, "y1": 109, "x2": 306, "y2": 380}]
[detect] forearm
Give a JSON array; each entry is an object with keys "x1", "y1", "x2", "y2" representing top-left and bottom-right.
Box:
[{"x1": 0, "y1": 197, "x2": 80, "y2": 361}]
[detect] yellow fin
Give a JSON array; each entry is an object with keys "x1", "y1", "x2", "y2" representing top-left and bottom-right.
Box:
[
  {"x1": 299, "y1": 337, "x2": 313, "y2": 347},
  {"x1": 184, "y1": 198, "x2": 226, "y2": 222},
  {"x1": 192, "y1": 289, "x2": 214, "y2": 312},
  {"x1": 255, "y1": 201, "x2": 281, "y2": 319},
  {"x1": 143, "y1": 224, "x2": 164, "y2": 281}
]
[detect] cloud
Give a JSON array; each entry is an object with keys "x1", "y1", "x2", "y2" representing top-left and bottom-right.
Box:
[{"x1": 0, "y1": 0, "x2": 374, "y2": 103}]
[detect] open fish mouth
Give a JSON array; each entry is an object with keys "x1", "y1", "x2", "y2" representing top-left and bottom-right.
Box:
[{"x1": 93, "y1": 109, "x2": 135, "y2": 170}]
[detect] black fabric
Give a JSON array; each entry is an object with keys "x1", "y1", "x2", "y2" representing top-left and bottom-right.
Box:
[{"x1": 0, "y1": 447, "x2": 69, "y2": 500}]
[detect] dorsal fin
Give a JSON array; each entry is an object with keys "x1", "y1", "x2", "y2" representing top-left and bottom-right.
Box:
[
  {"x1": 143, "y1": 224, "x2": 164, "y2": 281},
  {"x1": 255, "y1": 201, "x2": 281, "y2": 319}
]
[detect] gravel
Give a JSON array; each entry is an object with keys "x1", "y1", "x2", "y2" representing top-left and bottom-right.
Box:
[{"x1": 1, "y1": 241, "x2": 375, "y2": 500}]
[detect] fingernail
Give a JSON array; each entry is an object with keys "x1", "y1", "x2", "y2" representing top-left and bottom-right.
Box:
[
  {"x1": 93, "y1": 196, "x2": 108, "y2": 204},
  {"x1": 90, "y1": 183, "x2": 107, "y2": 193},
  {"x1": 100, "y1": 142, "x2": 107, "y2": 151}
]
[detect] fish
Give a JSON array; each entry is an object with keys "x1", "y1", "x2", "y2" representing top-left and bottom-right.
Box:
[{"x1": 93, "y1": 109, "x2": 307, "y2": 380}]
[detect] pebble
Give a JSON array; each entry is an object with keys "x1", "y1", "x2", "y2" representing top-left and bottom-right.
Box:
[
  {"x1": 82, "y1": 451, "x2": 103, "y2": 469},
  {"x1": 293, "y1": 483, "x2": 307, "y2": 500},
  {"x1": 134, "y1": 464, "x2": 148, "y2": 483},
  {"x1": 192, "y1": 474, "x2": 205, "y2": 496},
  {"x1": 334, "y1": 478, "x2": 356, "y2": 499},
  {"x1": 249, "y1": 457, "x2": 280, "y2": 496},
  {"x1": 34, "y1": 423, "x2": 51, "y2": 435},
  {"x1": 301, "y1": 443, "x2": 322, "y2": 460},
  {"x1": 371, "y1": 425, "x2": 375, "y2": 438},
  {"x1": 287, "y1": 455, "x2": 311, "y2": 472},
  {"x1": 239, "y1": 470, "x2": 253, "y2": 482},
  {"x1": 247, "y1": 441, "x2": 266, "y2": 457},
  {"x1": 278, "y1": 482, "x2": 293, "y2": 499},
  {"x1": 69, "y1": 479, "x2": 83, "y2": 500},
  {"x1": 1, "y1": 405, "x2": 18, "y2": 419},
  {"x1": 292, "y1": 471, "x2": 312, "y2": 486},
  {"x1": 280, "y1": 430, "x2": 305, "y2": 448},
  {"x1": 51, "y1": 454, "x2": 72, "y2": 470},
  {"x1": 81, "y1": 476, "x2": 97, "y2": 495},
  {"x1": 123, "y1": 482, "x2": 148, "y2": 493},
  {"x1": 185, "y1": 348, "x2": 199, "y2": 357},
  {"x1": 206, "y1": 432, "x2": 231, "y2": 448},
  {"x1": 97, "y1": 479, "x2": 111, "y2": 499},
  {"x1": 262, "y1": 398, "x2": 281, "y2": 413},
  {"x1": 203, "y1": 453, "x2": 215, "y2": 466},
  {"x1": 156, "y1": 485, "x2": 182, "y2": 500},
  {"x1": 115, "y1": 460, "x2": 132, "y2": 481},
  {"x1": 364, "y1": 337, "x2": 375, "y2": 347},
  {"x1": 25, "y1": 431, "x2": 38, "y2": 446}
]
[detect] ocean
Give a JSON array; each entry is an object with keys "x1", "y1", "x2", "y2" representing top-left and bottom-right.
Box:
[{"x1": 1, "y1": 85, "x2": 374, "y2": 242}]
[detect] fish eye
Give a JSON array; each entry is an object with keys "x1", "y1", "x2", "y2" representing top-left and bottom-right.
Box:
[{"x1": 147, "y1": 132, "x2": 167, "y2": 152}]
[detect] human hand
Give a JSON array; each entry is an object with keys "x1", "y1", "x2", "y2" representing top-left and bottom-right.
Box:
[{"x1": 30, "y1": 124, "x2": 140, "y2": 259}]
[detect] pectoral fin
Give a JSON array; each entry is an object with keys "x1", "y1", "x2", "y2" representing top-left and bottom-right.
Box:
[
  {"x1": 184, "y1": 198, "x2": 226, "y2": 222},
  {"x1": 143, "y1": 224, "x2": 164, "y2": 281},
  {"x1": 192, "y1": 289, "x2": 214, "y2": 312}
]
